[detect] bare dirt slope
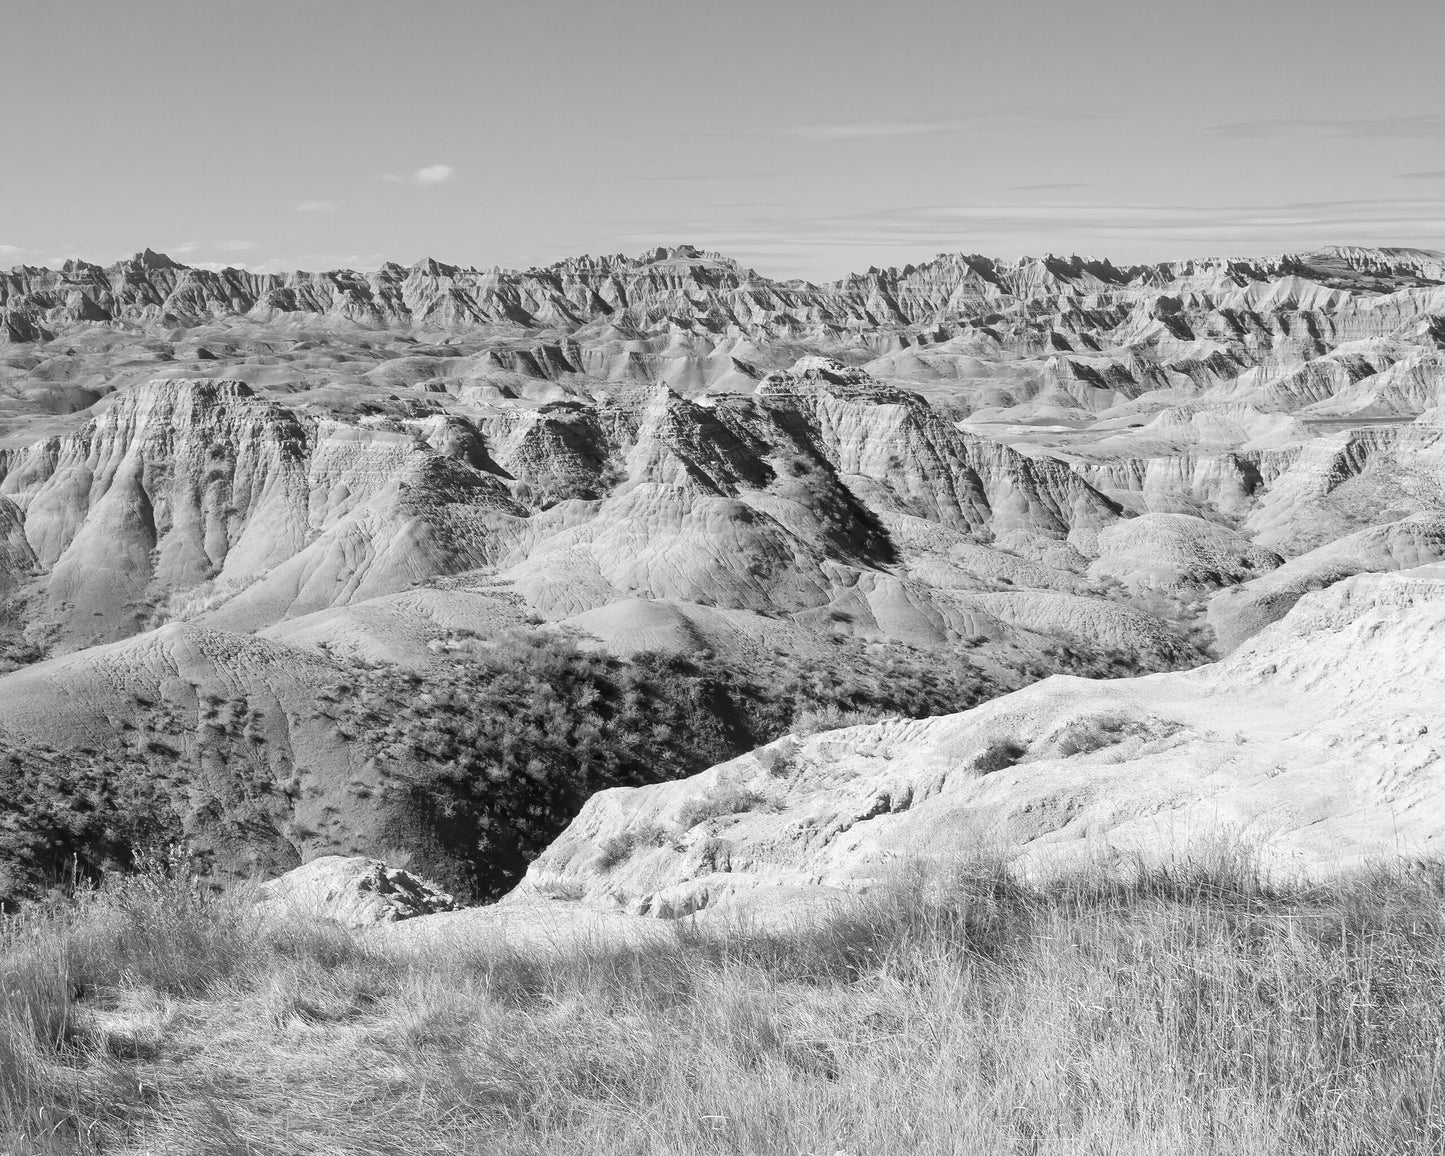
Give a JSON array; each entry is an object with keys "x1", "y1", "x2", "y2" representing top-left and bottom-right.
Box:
[{"x1": 514, "y1": 566, "x2": 1445, "y2": 922}]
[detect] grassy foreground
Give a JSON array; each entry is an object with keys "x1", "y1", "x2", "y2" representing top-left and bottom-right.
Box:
[{"x1": 4, "y1": 856, "x2": 1445, "y2": 1154}]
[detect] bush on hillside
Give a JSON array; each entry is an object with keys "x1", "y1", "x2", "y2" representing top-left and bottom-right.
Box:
[
  {"x1": 343, "y1": 628, "x2": 1004, "y2": 900},
  {"x1": 0, "y1": 747, "x2": 183, "y2": 908}
]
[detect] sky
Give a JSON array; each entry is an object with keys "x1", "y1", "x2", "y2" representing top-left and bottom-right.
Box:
[{"x1": 3, "y1": 0, "x2": 1445, "y2": 281}]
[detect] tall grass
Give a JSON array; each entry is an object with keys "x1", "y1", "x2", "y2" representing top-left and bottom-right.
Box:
[{"x1": 5, "y1": 854, "x2": 1445, "y2": 1153}]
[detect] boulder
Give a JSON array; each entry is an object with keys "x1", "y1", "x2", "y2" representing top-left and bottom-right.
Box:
[{"x1": 257, "y1": 856, "x2": 459, "y2": 927}]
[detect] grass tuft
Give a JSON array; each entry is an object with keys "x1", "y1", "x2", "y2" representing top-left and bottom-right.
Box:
[{"x1": 6, "y1": 852, "x2": 1445, "y2": 1152}]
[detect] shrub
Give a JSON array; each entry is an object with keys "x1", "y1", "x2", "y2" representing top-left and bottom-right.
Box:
[
  {"x1": 676, "y1": 783, "x2": 773, "y2": 831},
  {"x1": 594, "y1": 824, "x2": 674, "y2": 871},
  {"x1": 343, "y1": 628, "x2": 1015, "y2": 901}
]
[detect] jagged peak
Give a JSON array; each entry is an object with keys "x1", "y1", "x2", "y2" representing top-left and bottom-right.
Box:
[
  {"x1": 410, "y1": 257, "x2": 460, "y2": 277},
  {"x1": 534, "y1": 244, "x2": 750, "y2": 278},
  {"x1": 126, "y1": 248, "x2": 184, "y2": 271}
]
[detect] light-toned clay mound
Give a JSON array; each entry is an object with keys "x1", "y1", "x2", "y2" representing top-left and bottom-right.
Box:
[
  {"x1": 560, "y1": 598, "x2": 723, "y2": 657},
  {"x1": 510, "y1": 568, "x2": 1445, "y2": 921},
  {"x1": 1089, "y1": 512, "x2": 1283, "y2": 589},
  {"x1": 259, "y1": 585, "x2": 531, "y2": 664},
  {"x1": 0, "y1": 621, "x2": 433, "y2": 876}
]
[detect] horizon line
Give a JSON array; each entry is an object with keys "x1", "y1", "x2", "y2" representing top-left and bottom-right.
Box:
[{"x1": 5, "y1": 240, "x2": 1445, "y2": 286}]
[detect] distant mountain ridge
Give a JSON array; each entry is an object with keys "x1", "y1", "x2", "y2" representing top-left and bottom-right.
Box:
[{"x1": 5, "y1": 243, "x2": 1444, "y2": 346}]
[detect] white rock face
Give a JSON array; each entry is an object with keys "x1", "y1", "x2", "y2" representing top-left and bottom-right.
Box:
[
  {"x1": 517, "y1": 567, "x2": 1445, "y2": 919},
  {"x1": 0, "y1": 378, "x2": 525, "y2": 649},
  {"x1": 257, "y1": 856, "x2": 458, "y2": 927}
]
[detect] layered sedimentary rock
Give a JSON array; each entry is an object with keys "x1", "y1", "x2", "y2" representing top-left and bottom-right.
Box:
[
  {"x1": 1, "y1": 241, "x2": 1444, "y2": 904},
  {"x1": 0, "y1": 379, "x2": 525, "y2": 649}
]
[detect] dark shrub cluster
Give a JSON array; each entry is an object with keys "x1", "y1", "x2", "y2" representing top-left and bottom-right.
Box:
[{"x1": 343, "y1": 628, "x2": 1002, "y2": 900}]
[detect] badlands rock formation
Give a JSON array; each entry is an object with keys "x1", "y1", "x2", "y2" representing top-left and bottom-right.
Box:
[
  {"x1": 0, "y1": 242, "x2": 1442, "y2": 902},
  {"x1": 516, "y1": 566, "x2": 1445, "y2": 921}
]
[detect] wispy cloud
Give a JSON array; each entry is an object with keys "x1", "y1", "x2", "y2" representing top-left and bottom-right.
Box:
[
  {"x1": 625, "y1": 172, "x2": 784, "y2": 183},
  {"x1": 0, "y1": 244, "x2": 23, "y2": 257},
  {"x1": 170, "y1": 241, "x2": 200, "y2": 255},
  {"x1": 788, "y1": 108, "x2": 1118, "y2": 141},
  {"x1": 296, "y1": 200, "x2": 337, "y2": 212},
  {"x1": 384, "y1": 164, "x2": 454, "y2": 185},
  {"x1": 1012, "y1": 182, "x2": 1087, "y2": 192},
  {"x1": 1399, "y1": 170, "x2": 1445, "y2": 181},
  {"x1": 1212, "y1": 115, "x2": 1445, "y2": 140},
  {"x1": 790, "y1": 119, "x2": 979, "y2": 141}
]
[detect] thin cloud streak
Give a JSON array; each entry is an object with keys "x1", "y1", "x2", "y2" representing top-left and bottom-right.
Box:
[
  {"x1": 788, "y1": 108, "x2": 1120, "y2": 141},
  {"x1": 791, "y1": 119, "x2": 983, "y2": 141},
  {"x1": 385, "y1": 164, "x2": 454, "y2": 185},
  {"x1": 1212, "y1": 115, "x2": 1445, "y2": 140},
  {"x1": 1399, "y1": 171, "x2": 1445, "y2": 181},
  {"x1": 624, "y1": 172, "x2": 785, "y2": 183}
]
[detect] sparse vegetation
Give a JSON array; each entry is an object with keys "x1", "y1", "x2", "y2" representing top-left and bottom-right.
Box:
[
  {"x1": 7, "y1": 853, "x2": 1445, "y2": 1153},
  {"x1": 0, "y1": 745, "x2": 183, "y2": 907},
  {"x1": 675, "y1": 782, "x2": 775, "y2": 830},
  {"x1": 342, "y1": 628, "x2": 1008, "y2": 900},
  {"x1": 595, "y1": 823, "x2": 675, "y2": 870},
  {"x1": 0, "y1": 621, "x2": 1205, "y2": 909}
]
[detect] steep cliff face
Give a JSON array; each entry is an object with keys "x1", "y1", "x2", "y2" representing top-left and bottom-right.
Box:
[
  {"x1": 756, "y1": 357, "x2": 1121, "y2": 538},
  {"x1": 0, "y1": 379, "x2": 526, "y2": 649}
]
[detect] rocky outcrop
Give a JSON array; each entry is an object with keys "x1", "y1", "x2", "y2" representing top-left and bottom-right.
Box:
[
  {"x1": 515, "y1": 567, "x2": 1445, "y2": 918},
  {"x1": 257, "y1": 856, "x2": 458, "y2": 927}
]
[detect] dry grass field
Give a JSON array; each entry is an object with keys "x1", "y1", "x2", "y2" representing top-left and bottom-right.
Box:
[{"x1": 4, "y1": 851, "x2": 1445, "y2": 1155}]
